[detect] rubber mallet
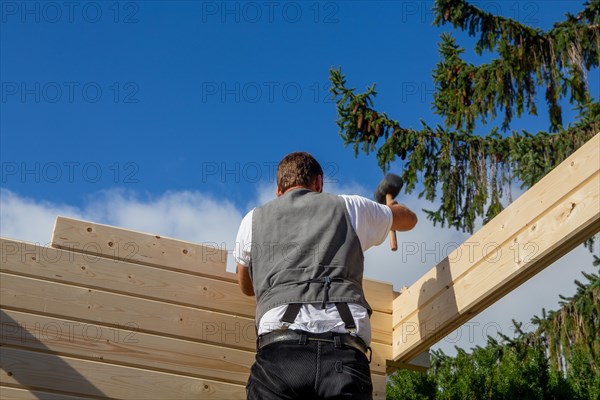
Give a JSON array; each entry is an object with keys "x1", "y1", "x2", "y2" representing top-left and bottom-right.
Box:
[{"x1": 374, "y1": 173, "x2": 404, "y2": 251}]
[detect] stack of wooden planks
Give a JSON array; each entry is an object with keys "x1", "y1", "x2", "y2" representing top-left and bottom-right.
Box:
[{"x1": 1, "y1": 217, "x2": 394, "y2": 399}]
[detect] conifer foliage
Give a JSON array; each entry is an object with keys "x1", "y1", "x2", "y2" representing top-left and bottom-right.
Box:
[
  {"x1": 387, "y1": 263, "x2": 600, "y2": 399},
  {"x1": 329, "y1": 0, "x2": 599, "y2": 233}
]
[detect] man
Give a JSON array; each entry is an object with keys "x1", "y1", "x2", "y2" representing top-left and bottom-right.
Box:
[{"x1": 235, "y1": 152, "x2": 417, "y2": 399}]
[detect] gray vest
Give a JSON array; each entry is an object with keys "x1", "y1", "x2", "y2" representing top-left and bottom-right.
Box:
[{"x1": 250, "y1": 188, "x2": 372, "y2": 325}]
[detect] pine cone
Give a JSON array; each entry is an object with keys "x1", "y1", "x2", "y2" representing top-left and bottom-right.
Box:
[
  {"x1": 374, "y1": 124, "x2": 381, "y2": 137},
  {"x1": 357, "y1": 113, "x2": 364, "y2": 130}
]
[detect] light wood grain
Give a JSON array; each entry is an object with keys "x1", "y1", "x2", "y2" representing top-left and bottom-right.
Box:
[
  {"x1": 1, "y1": 309, "x2": 388, "y2": 395},
  {"x1": 372, "y1": 374, "x2": 386, "y2": 399},
  {"x1": 51, "y1": 216, "x2": 233, "y2": 282},
  {"x1": 392, "y1": 133, "x2": 600, "y2": 362},
  {"x1": 370, "y1": 310, "x2": 392, "y2": 344},
  {"x1": 0, "y1": 347, "x2": 247, "y2": 399},
  {"x1": 0, "y1": 272, "x2": 256, "y2": 350},
  {"x1": 0, "y1": 237, "x2": 392, "y2": 344},
  {"x1": 363, "y1": 278, "x2": 394, "y2": 314},
  {"x1": 393, "y1": 133, "x2": 600, "y2": 326},
  {"x1": 0, "y1": 273, "x2": 391, "y2": 373},
  {"x1": 0, "y1": 309, "x2": 254, "y2": 385},
  {"x1": 0, "y1": 386, "x2": 89, "y2": 400},
  {"x1": 0, "y1": 368, "x2": 386, "y2": 400},
  {"x1": 2, "y1": 237, "x2": 255, "y2": 317},
  {"x1": 50, "y1": 217, "x2": 395, "y2": 314}
]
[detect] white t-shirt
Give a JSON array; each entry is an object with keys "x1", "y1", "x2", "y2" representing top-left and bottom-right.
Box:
[{"x1": 234, "y1": 194, "x2": 392, "y2": 345}]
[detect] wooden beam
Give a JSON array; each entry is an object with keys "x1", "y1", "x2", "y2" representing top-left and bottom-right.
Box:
[
  {"x1": 387, "y1": 350, "x2": 431, "y2": 372},
  {"x1": 1, "y1": 309, "x2": 254, "y2": 386},
  {"x1": 0, "y1": 272, "x2": 390, "y2": 373},
  {"x1": 51, "y1": 216, "x2": 233, "y2": 282},
  {"x1": 371, "y1": 375, "x2": 386, "y2": 399},
  {"x1": 1, "y1": 347, "x2": 247, "y2": 399},
  {"x1": 1, "y1": 237, "x2": 256, "y2": 317},
  {"x1": 1, "y1": 346, "x2": 386, "y2": 399},
  {"x1": 0, "y1": 386, "x2": 86, "y2": 400},
  {"x1": 0, "y1": 384, "x2": 401, "y2": 400},
  {"x1": 1, "y1": 272, "x2": 257, "y2": 350},
  {"x1": 1, "y1": 238, "x2": 393, "y2": 344},
  {"x1": 392, "y1": 133, "x2": 600, "y2": 363},
  {"x1": 363, "y1": 278, "x2": 394, "y2": 314},
  {"x1": 49, "y1": 217, "x2": 396, "y2": 315}
]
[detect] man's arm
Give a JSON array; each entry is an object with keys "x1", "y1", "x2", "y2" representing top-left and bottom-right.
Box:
[
  {"x1": 237, "y1": 264, "x2": 255, "y2": 296},
  {"x1": 234, "y1": 210, "x2": 255, "y2": 296},
  {"x1": 389, "y1": 203, "x2": 418, "y2": 231}
]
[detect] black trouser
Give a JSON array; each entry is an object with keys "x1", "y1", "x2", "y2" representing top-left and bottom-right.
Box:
[{"x1": 246, "y1": 331, "x2": 373, "y2": 400}]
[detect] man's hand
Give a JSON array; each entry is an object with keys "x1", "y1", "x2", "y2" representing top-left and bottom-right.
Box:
[
  {"x1": 237, "y1": 263, "x2": 255, "y2": 296},
  {"x1": 388, "y1": 202, "x2": 418, "y2": 231}
]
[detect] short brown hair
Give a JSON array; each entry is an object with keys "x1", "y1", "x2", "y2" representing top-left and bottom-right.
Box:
[{"x1": 276, "y1": 152, "x2": 323, "y2": 193}]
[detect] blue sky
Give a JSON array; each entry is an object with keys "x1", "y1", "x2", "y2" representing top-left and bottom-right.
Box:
[
  {"x1": 1, "y1": 1, "x2": 598, "y2": 355},
  {"x1": 2, "y1": 1, "x2": 593, "y2": 205}
]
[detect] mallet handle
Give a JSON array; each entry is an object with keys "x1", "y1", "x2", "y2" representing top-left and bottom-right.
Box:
[{"x1": 386, "y1": 193, "x2": 398, "y2": 251}]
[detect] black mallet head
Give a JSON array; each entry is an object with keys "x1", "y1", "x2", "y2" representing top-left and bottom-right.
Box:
[{"x1": 374, "y1": 173, "x2": 403, "y2": 204}]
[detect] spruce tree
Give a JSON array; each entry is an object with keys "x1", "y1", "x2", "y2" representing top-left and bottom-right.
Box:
[
  {"x1": 329, "y1": 0, "x2": 599, "y2": 233},
  {"x1": 342, "y1": 2, "x2": 600, "y2": 397}
]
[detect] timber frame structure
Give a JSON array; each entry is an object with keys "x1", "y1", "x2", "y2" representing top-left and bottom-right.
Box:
[{"x1": 1, "y1": 133, "x2": 598, "y2": 399}]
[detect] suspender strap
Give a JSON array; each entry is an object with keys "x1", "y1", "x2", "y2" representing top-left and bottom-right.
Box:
[
  {"x1": 321, "y1": 276, "x2": 332, "y2": 309},
  {"x1": 298, "y1": 276, "x2": 343, "y2": 310},
  {"x1": 335, "y1": 302, "x2": 357, "y2": 331},
  {"x1": 280, "y1": 301, "x2": 356, "y2": 332},
  {"x1": 280, "y1": 303, "x2": 302, "y2": 327}
]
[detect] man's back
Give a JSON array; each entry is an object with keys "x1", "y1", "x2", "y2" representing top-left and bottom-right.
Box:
[
  {"x1": 251, "y1": 189, "x2": 371, "y2": 326},
  {"x1": 235, "y1": 151, "x2": 417, "y2": 399}
]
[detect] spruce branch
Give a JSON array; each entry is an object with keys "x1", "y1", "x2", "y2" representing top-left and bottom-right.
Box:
[{"x1": 329, "y1": 0, "x2": 599, "y2": 233}]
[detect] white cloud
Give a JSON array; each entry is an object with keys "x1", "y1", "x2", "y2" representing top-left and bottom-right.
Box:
[
  {"x1": 1, "y1": 186, "x2": 596, "y2": 358},
  {"x1": 0, "y1": 188, "x2": 243, "y2": 272},
  {"x1": 0, "y1": 189, "x2": 83, "y2": 244},
  {"x1": 251, "y1": 182, "x2": 276, "y2": 210},
  {"x1": 83, "y1": 189, "x2": 243, "y2": 246}
]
